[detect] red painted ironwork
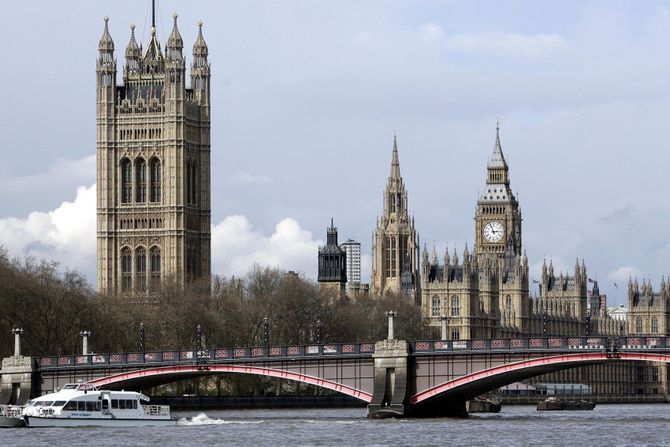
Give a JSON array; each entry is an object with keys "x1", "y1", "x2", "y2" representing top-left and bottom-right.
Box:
[
  {"x1": 287, "y1": 346, "x2": 300, "y2": 355},
  {"x1": 234, "y1": 349, "x2": 247, "y2": 358},
  {"x1": 58, "y1": 357, "x2": 71, "y2": 366},
  {"x1": 415, "y1": 342, "x2": 431, "y2": 351},
  {"x1": 269, "y1": 347, "x2": 281, "y2": 356},
  {"x1": 252, "y1": 348, "x2": 264, "y2": 357},
  {"x1": 409, "y1": 352, "x2": 670, "y2": 405},
  {"x1": 360, "y1": 344, "x2": 374, "y2": 353},
  {"x1": 490, "y1": 340, "x2": 505, "y2": 349},
  {"x1": 127, "y1": 353, "x2": 141, "y2": 362},
  {"x1": 89, "y1": 364, "x2": 373, "y2": 403},
  {"x1": 163, "y1": 352, "x2": 176, "y2": 361},
  {"x1": 510, "y1": 339, "x2": 524, "y2": 348},
  {"x1": 109, "y1": 354, "x2": 122, "y2": 363},
  {"x1": 473, "y1": 340, "x2": 485, "y2": 349},
  {"x1": 76, "y1": 356, "x2": 88, "y2": 365},
  {"x1": 549, "y1": 338, "x2": 563, "y2": 347},
  {"x1": 529, "y1": 338, "x2": 544, "y2": 348},
  {"x1": 215, "y1": 349, "x2": 229, "y2": 358},
  {"x1": 342, "y1": 344, "x2": 355, "y2": 353}
]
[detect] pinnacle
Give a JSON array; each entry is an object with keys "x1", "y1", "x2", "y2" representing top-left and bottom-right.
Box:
[
  {"x1": 390, "y1": 134, "x2": 401, "y2": 180},
  {"x1": 488, "y1": 121, "x2": 507, "y2": 169}
]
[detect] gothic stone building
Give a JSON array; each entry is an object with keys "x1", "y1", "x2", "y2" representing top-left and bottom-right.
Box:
[
  {"x1": 96, "y1": 13, "x2": 211, "y2": 295},
  {"x1": 371, "y1": 136, "x2": 421, "y2": 302}
]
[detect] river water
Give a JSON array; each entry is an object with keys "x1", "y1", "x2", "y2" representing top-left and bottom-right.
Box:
[{"x1": 4, "y1": 404, "x2": 669, "y2": 446}]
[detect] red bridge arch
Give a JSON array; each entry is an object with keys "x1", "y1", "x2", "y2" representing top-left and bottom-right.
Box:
[
  {"x1": 410, "y1": 352, "x2": 670, "y2": 405},
  {"x1": 89, "y1": 364, "x2": 373, "y2": 403}
]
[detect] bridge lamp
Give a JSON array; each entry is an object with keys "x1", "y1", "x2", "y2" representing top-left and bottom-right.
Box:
[
  {"x1": 138, "y1": 322, "x2": 145, "y2": 354},
  {"x1": 315, "y1": 319, "x2": 323, "y2": 345},
  {"x1": 440, "y1": 315, "x2": 449, "y2": 341},
  {"x1": 79, "y1": 330, "x2": 91, "y2": 356},
  {"x1": 12, "y1": 328, "x2": 24, "y2": 357},
  {"x1": 385, "y1": 311, "x2": 398, "y2": 340},
  {"x1": 263, "y1": 318, "x2": 270, "y2": 348},
  {"x1": 196, "y1": 324, "x2": 203, "y2": 352}
]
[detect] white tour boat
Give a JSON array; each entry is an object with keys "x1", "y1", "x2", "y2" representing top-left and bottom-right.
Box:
[{"x1": 22, "y1": 383, "x2": 174, "y2": 427}]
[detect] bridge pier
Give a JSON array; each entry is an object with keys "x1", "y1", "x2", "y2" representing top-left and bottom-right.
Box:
[
  {"x1": 0, "y1": 330, "x2": 34, "y2": 405},
  {"x1": 367, "y1": 339, "x2": 409, "y2": 418}
]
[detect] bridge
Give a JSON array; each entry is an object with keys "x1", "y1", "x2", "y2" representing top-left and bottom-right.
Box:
[{"x1": 3, "y1": 333, "x2": 670, "y2": 417}]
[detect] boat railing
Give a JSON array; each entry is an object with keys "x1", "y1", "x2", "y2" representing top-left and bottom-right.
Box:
[
  {"x1": 142, "y1": 405, "x2": 170, "y2": 417},
  {"x1": 0, "y1": 405, "x2": 24, "y2": 418}
]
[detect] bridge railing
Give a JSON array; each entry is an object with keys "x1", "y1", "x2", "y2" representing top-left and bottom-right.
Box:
[
  {"x1": 35, "y1": 342, "x2": 377, "y2": 370},
  {"x1": 410, "y1": 336, "x2": 670, "y2": 354}
]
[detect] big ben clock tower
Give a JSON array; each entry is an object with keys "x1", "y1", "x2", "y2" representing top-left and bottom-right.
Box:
[{"x1": 474, "y1": 123, "x2": 522, "y2": 260}]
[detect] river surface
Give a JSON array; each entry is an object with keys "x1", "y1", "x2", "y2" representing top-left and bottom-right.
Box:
[{"x1": 4, "y1": 404, "x2": 670, "y2": 446}]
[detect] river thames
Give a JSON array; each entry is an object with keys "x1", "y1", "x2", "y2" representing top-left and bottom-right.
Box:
[{"x1": 4, "y1": 404, "x2": 669, "y2": 446}]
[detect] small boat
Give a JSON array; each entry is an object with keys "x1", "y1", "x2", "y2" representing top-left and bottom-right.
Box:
[
  {"x1": 0, "y1": 405, "x2": 26, "y2": 427},
  {"x1": 467, "y1": 396, "x2": 501, "y2": 413},
  {"x1": 537, "y1": 397, "x2": 596, "y2": 411},
  {"x1": 22, "y1": 383, "x2": 174, "y2": 427}
]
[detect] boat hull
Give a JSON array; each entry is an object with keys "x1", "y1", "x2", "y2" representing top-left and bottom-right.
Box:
[
  {"x1": 537, "y1": 400, "x2": 596, "y2": 411},
  {"x1": 24, "y1": 416, "x2": 175, "y2": 428},
  {"x1": 0, "y1": 416, "x2": 26, "y2": 428}
]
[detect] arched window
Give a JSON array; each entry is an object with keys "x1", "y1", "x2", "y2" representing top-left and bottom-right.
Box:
[
  {"x1": 651, "y1": 317, "x2": 658, "y2": 334},
  {"x1": 121, "y1": 247, "x2": 132, "y2": 291},
  {"x1": 121, "y1": 158, "x2": 132, "y2": 204},
  {"x1": 136, "y1": 159, "x2": 147, "y2": 203},
  {"x1": 136, "y1": 247, "x2": 147, "y2": 292},
  {"x1": 190, "y1": 162, "x2": 197, "y2": 204},
  {"x1": 505, "y1": 295, "x2": 512, "y2": 309},
  {"x1": 150, "y1": 158, "x2": 161, "y2": 202},
  {"x1": 432, "y1": 295, "x2": 440, "y2": 317},
  {"x1": 185, "y1": 160, "x2": 191, "y2": 204},
  {"x1": 635, "y1": 317, "x2": 643, "y2": 333},
  {"x1": 451, "y1": 295, "x2": 460, "y2": 317},
  {"x1": 151, "y1": 246, "x2": 161, "y2": 287}
]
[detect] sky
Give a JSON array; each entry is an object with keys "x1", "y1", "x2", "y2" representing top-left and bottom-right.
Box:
[{"x1": 1, "y1": 0, "x2": 670, "y2": 306}]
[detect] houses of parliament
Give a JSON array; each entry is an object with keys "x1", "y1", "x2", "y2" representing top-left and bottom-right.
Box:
[{"x1": 96, "y1": 12, "x2": 211, "y2": 295}]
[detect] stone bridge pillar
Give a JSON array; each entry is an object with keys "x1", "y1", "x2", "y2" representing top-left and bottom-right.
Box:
[
  {"x1": 0, "y1": 356, "x2": 34, "y2": 405},
  {"x1": 367, "y1": 339, "x2": 409, "y2": 418}
]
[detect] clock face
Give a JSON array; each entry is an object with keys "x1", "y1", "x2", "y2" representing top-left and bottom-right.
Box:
[{"x1": 483, "y1": 221, "x2": 504, "y2": 243}]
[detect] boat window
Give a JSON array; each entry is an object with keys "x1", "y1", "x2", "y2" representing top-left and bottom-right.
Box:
[
  {"x1": 62, "y1": 384, "x2": 78, "y2": 390},
  {"x1": 111, "y1": 399, "x2": 118, "y2": 409},
  {"x1": 26, "y1": 400, "x2": 35, "y2": 407},
  {"x1": 119, "y1": 399, "x2": 126, "y2": 409},
  {"x1": 78, "y1": 401, "x2": 85, "y2": 411},
  {"x1": 85, "y1": 401, "x2": 95, "y2": 412},
  {"x1": 95, "y1": 401, "x2": 101, "y2": 411},
  {"x1": 63, "y1": 401, "x2": 78, "y2": 411},
  {"x1": 102, "y1": 399, "x2": 109, "y2": 410},
  {"x1": 40, "y1": 401, "x2": 54, "y2": 407},
  {"x1": 52, "y1": 401, "x2": 66, "y2": 407}
]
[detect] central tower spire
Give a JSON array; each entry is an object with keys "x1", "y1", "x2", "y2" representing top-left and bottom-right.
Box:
[{"x1": 372, "y1": 134, "x2": 420, "y2": 301}]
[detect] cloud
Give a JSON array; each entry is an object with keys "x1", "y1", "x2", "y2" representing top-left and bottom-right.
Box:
[
  {"x1": 0, "y1": 184, "x2": 323, "y2": 285},
  {"x1": 445, "y1": 32, "x2": 567, "y2": 57},
  {"x1": 608, "y1": 266, "x2": 642, "y2": 284},
  {"x1": 211, "y1": 215, "x2": 322, "y2": 278},
  {"x1": 417, "y1": 23, "x2": 445, "y2": 44},
  {"x1": 0, "y1": 184, "x2": 96, "y2": 276},
  {"x1": 228, "y1": 171, "x2": 273, "y2": 186}
]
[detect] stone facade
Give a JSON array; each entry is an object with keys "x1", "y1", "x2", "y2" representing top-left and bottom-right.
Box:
[
  {"x1": 371, "y1": 136, "x2": 420, "y2": 302},
  {"x1": 318, "y1": 220, "x2": 347, "y2": 294},
  {"x1": 96, "y1": 14, "x2": 211, "y2": 295}
]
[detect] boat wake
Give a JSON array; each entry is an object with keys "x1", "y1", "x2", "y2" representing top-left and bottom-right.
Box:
[{"x1": 178, "y1": 413, "x2": 264, "y2": 426}]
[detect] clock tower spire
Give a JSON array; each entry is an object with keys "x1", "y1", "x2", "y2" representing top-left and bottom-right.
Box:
[{"x1": 474, "y1": 122, "x2": 522, "y2": 260}]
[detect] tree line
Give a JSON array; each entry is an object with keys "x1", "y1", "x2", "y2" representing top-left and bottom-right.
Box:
[{"x1": 0, "y1": 247, "x2": 430, "y2": 359}]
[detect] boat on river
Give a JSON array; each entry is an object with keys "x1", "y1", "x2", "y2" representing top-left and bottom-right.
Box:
[
  {"x1": 536, "y1": 397, "x2": 596, "y2": 411},
  {"x1": 22, "y1": 383, "x2": 174, "y2": 427},
  {"x1": 0, "y1": 405, "x2": 25, "y2": 427}
]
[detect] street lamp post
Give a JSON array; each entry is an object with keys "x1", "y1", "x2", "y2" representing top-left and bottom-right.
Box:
[
  {"x1": 196, "y1": 324, "x2": 203, "y2": 352},
  {"x1": 315, "y1": 319, "x2": 323, "y2": 345},
  {"x1": 440, "y1": 315, "x2": 449, "y2": 341},
  {"x1": 139, "y1": 322, "x2": 145, "y2": 354},
  {"x1": 263, "y1": 317, "x2": 270, "y2": 350},
  {"x1": 385, "y1": 311, "x2": 398, "y2": 340},
  {"x1": 79, "y1": 330, "x2": 91, "y2": 355},
  {"x1": 12, "y1": 328, "x2": 23, "y2": 357}
]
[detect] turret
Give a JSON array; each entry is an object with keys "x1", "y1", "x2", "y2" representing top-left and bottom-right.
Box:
[
  {"x1": 191, "y1": 20, "x2": 210, "y2": 108},
  {"x1": 124, "y1": 23, "x2": 141, "y2": 77}
]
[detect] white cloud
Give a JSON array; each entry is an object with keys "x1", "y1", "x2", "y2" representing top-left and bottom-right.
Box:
[
  {"x1": 0, "y1": 184, "x2": 323, "y2": 285},
  {"x1": 445, "y1": 32, "x2": 567, "y2": 57},
  {"x1": 228, "y1": 171, "x2": 273, "y2": 186},
  {"x1": 0, "y1": 184, "x2": 96, "y2": 274},
  {"x1": 417, "y1": 23, "x2": 445, "y2": 44},
  {"x1": 211, "y1": 215, "x2": 322, "y2": 279},
  {"x1": 608, "y1": 266, "x2": 642, "y2": 284}
]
